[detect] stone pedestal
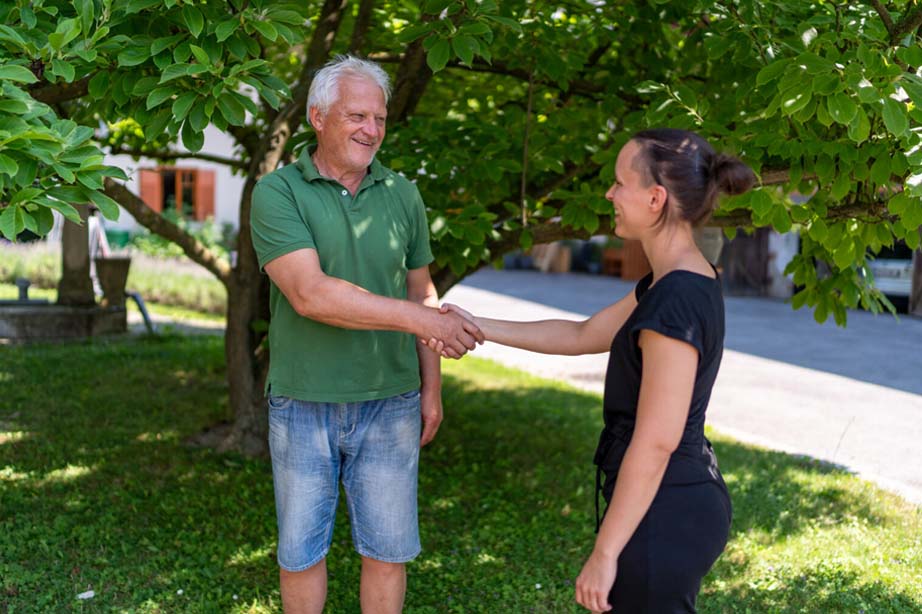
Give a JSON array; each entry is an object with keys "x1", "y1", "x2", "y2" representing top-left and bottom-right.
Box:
[
  {"x1": 0, "y1": 304, "x2": 127, "y2": 342},
  {"x1": 57, "y1": 207, "x2": 95, "y2": 306},
  {"x1": 94, "y1": 256, "x2": 132, "y2": 307}
]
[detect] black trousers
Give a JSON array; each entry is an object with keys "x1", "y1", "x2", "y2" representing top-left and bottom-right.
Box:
[{"x1": 606, "y1": 480, "x2": 732, "y2": 613}]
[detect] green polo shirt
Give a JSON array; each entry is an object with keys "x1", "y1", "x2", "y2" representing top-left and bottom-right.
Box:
[{"x1": 250, "y1": 146, "x2": 434, "y2": 402}]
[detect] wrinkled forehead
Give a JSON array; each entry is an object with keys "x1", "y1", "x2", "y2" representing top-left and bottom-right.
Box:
[{"x1": 335, "y1": 76, "x2": 387, "y2": 109}]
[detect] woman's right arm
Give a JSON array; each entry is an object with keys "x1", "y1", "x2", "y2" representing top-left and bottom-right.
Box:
[{"x1": 442, "y1": 290, "x2": 637, "y2": 356}]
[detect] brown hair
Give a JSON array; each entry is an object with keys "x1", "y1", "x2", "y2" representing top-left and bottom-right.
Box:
[{"x1": 631, "y1": 129, "x2": 756, "y2": 227}]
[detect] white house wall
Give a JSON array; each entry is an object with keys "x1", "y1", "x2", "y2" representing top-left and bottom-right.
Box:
[{"x1": 103, "y1": 125, "x2": 246, "y2": 233}]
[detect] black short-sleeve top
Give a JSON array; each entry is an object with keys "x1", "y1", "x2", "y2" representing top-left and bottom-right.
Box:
[{"x1": 595, "y1": 269, "x2": 726, "y2": 495}]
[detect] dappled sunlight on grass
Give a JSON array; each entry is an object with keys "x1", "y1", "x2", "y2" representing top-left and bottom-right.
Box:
[{"x1": 2, "y1": 344, "x2": 920, "y2": 612}]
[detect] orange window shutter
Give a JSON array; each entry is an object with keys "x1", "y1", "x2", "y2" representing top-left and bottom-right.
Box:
[
  {"x1": 196, "y1": 169, "x2": 216, "y2": 221},
  {"x1": 139, "y1": 169, "x2": 163, "y2": 212}
]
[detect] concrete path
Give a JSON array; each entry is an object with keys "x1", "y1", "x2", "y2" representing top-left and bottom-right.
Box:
[{"x1": 444, "y1": 268, "x2": 922, "y2": 506}]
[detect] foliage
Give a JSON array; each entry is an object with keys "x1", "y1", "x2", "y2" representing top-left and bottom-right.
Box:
[
  {"x1": 0, "y1": 1, "x2": 920, "y2": 326},
  {"x1": 1, "y1": 338, "x2": 921, "y2": 612}
]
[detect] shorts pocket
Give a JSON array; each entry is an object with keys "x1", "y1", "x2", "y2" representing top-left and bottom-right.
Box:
[{"x1": 268, "y1": 394, "x2": 294, "y2": 411}]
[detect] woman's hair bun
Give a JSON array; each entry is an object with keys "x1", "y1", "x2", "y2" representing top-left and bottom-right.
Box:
[{"x1": 712, "y1": 153, "x2": 757, "y2": 196}]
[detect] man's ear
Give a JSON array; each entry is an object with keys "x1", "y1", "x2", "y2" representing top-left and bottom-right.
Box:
[
  {"x1": 309, "y1": 106, "x2": 324, "y2": 131},
  {"x1": 649, "y1": 184, "x2": 668, "y2": 214}
]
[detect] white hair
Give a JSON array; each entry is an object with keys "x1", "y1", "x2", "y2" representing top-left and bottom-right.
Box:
[{"x1": 307, "y1": 55, "x2": 391, "y2": 122}]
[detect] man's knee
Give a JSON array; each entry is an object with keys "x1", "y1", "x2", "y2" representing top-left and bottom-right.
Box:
[{"x1": 361, "y1": 557, "x2": 405, "y2": 577}]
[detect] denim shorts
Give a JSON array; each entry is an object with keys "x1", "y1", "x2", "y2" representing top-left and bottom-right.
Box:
[{"x1": 268, "y1": 389, "x2": 422, "y2": 571}]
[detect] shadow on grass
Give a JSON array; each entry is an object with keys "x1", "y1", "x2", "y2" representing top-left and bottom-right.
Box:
[{"x1": 0, "y1": 342, "x2": 919, "y2": 613}]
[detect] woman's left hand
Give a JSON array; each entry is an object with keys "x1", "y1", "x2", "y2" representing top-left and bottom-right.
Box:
[{"x1": 575, "y1": 550, "x2": 617, "y2": 613}]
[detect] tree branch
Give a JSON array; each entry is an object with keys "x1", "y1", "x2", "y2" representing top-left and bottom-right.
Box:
[
  {"x1": 252, "y1": 0, "x2": 348, "y2": 180},
  {"x1": 387, "y1": 17, "x2": 436, "y2": 122},
  {"x1": 893, "y1": 4, "x2": 922, "y2": 42},
  {"x1": 349, "y1": 0, "x2": 376, "y2": 54},
  {"x1": 103, "y1": 178, "x2": 232, "y2": 286},
  {"x1": 29, "y1": 75, "x2": 92, "y2": 104},
  {"x1": 870, "y1": 0, "x2": 896, "y2": 39},
  {"x1": 108, "y1": 145, "x2": 247, "y2": 170}
]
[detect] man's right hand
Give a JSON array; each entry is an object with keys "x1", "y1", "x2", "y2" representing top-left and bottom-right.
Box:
[{"x1": 418, "y1": 308, "x2": 483, "y2": 359}]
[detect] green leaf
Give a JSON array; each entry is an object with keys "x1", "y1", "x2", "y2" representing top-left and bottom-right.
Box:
[
  {"x1": 125, "y1": 0, "x2": 160, "y2": 14},
  {"x1": 847, "y1": 107, "x2": 870, "y2": 144},
  {"x1": 0, "y1": 99, "x2": 29, "y2": 114},
  {"x1": 189, "y1": 44, "x2": 210, "y2": 66},
  {"x1": 870, "y1": 155, "x2": 891, "y2": 186},
  {"x1": 32, "y1": 206, "x2": 54, "y2": 235},
  {"x1": 809, "y1": 217, "x2": 828, "y2": 242},
  {"x1": 146, "y1": 85, "x2": 178, "y2": 110},
  {"x1": 829, "y1": 172, "x2": 851, "y2": 201},
  {"x1": 888, "y1": 192, "x2": 910, "y2": 216},
  {"x1": 50, "y1": 59, "x2": 76, "y2": 83},
  {"x1": 427, "y1": 39, "x2": 451, "y2": 73},
  {"x1": 519, "y1": 228, "x2": 533, "y2": 250},
  {"x1": 451, "y1": 35, "x2": 478, "y2": 66},
  {"x1": 781, "y1": 89, "x2": 812, "y2": 116},
  {"x1": 424, "y1": 0, "x2": 454, "y2": 13},
  {"x1": 171, "y1": 92, "x2": 197, "y2": 120},
  {"x1": 0, "y1": 64, "x2": 38, "y2": 83},
  {"x1": 0, "y1": 153, "x2": 19, "y2": 176},
  {"x1": 881, "y1": 97, "x2": 909, "y2": 137},
  {"x1": 87, "y1": 190, "x2": 121, "y2": 220},
  {"x1": 182, "y1": 5, "x2": 204, "y2": 38},
  {"x1": 215, "y1": 19, "x2": 239, "y2": 42},
  {"x1": 750, "y1": 189, "x2": 773, "y2": 217},
  {"x1": 181, "y1": 120, "x2": 204, "y2": 152},
  {"x1": 902, "y1": 74, "x2": 922, "y2": 108},
  {"x1": 118, "y1": 46, "x2": 151, "y2": 67},
  {"x1": 159, "y1": 63, "x2": 192, "y2": 84},
  {"x1": 188, "y1": 103, "x2": 208, "y2": 131},
  {"x1": 217, "y1": 93, "x2": 246, "y2": 125},
  {"x1": 76, "y1": 0, "x2": 95, "y2": 34},
  {"x1": 772, "y1": 206, "x2": 792, "y2": 233},
  {"x1": 0, "y1": 205, "x2": 17, "y2": 241},
  {"x1": 812, "y1": 73, "x2": 841, "y2": 96},
  {"x1": 251, "y1": 21, "x2": 278, "y2": 41},
  {"x1": 49, "y1": 18, "x2": 81, "y2": 51},
  {"x1": 756, "y1": 59, "x2": 789, "y2": 87},
  {"x1": 827, "y1": 93, "x2": 857, "y2": 124},
  {"x1": 833, "y1": 239, "x2": 855, "y2": 270},
  {"x1": 896, "y1": 45, "x2": 922, "y2": 67}
]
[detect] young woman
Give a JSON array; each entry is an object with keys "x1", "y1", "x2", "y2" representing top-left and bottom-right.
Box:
[{"x1": 435, "y1": 129, "x2": 756, "y2": 612}]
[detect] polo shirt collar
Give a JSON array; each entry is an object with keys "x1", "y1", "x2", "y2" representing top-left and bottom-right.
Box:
[{"x1": 297, "y1": 144, "x2": 388, "y2": 185}]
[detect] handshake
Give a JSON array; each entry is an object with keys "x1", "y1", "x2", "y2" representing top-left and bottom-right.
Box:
[{"x1": 418, "y1": 304, "x2": 482, "y2": 359}]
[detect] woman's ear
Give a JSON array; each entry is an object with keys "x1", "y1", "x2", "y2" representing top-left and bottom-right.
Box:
[{"x1": 649, "y1": 184, "x2": 668, "y2": 213}]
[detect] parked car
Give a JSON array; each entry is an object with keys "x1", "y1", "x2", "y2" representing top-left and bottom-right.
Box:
[{"x1": 866, "y1": 241, "x2": 914, "y2": 312}]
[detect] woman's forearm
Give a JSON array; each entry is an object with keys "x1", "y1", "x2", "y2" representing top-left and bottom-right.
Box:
[
  {"x1": 477, "y1": 317, "x2": 594, "y2": 355},
  {"x1": 593, "y1": 442, "x2": 671, "y2": 559}
]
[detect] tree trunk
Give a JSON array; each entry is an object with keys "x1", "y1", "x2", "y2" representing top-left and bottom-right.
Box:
[
  {"x1": 218, "y1": 273, "x2": 270, "y2": 456},
  {"x1": 910, "y1": 229, "x2": 922, "y2": 317},
  {"x1": 217, "y1": 170, "x2": 273, "y2": 456}
]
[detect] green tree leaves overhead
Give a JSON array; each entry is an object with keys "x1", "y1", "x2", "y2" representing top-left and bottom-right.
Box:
[{"x1": 1, "y1": 0, "x2": 921, "y2": 327}]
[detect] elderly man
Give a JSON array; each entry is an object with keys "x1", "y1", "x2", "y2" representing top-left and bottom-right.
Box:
[{"x1": 250, "y1": 55, "x2": 482, "y2": 613}]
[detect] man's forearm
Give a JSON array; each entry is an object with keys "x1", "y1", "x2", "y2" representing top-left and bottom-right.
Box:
[{"x1": 293, "y1": 274, "x2": 431, "y2": 336}]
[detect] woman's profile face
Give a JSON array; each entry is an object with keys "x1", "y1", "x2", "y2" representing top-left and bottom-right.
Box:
[{"x1": 605, "y1": 140, "x2": 660, "y2": 239}]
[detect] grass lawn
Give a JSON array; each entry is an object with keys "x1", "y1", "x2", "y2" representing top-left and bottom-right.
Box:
[{"x1": 1, "y1": 334, "x2": 920, "y2": 612}]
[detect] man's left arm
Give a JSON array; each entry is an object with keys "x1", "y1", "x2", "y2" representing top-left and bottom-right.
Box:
[{"x1": 407, "y1": 266, "x2": 442, "y2": 446}]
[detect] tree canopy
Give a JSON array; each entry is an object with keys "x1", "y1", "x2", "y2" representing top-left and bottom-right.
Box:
[{"x1": 2, "y1": 0, "x2": 921, "y2": 452}]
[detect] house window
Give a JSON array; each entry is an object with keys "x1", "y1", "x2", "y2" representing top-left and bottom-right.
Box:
[{"x1": 138, "y1": 167, "x2": 215, "y2": 221}]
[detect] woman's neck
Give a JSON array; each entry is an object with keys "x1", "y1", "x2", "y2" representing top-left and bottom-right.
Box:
[{"x1": 641, "y1": 225, "x2": 712, "y2": 282}]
